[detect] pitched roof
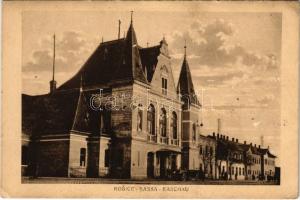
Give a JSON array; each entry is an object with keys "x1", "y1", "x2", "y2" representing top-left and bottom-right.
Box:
[
  {"x1": 177, "y1": 54, "x2": 200, "y2": 106},
  {"x1": 22, "y1": 90, "x2": 81, "y2": 136},
  {"x1": 58, "y1": 22, "x2": 148, "y2": 91},
  {"x1": 22, "y1": 89, "x2": 112, "y2": 136},
  {"x1": 139, "y1": 44, "x2": 161, "y2": 82},
  {"x1": 258, "y1": 148, "x2": 276, "y2": 158}
]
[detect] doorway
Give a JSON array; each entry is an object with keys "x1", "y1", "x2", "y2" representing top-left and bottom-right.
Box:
[{"x1": 147, "y1": 152, "x2": 154, "y2": 178}]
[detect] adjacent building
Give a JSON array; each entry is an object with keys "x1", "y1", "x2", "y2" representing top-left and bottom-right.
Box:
[{"x1": 208, "y1": 133, "x2": 277, "y2": 181}]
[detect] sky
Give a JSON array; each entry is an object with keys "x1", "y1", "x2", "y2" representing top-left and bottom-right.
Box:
[{"x1": 22, "y1": 10, "x2": 282, "y2": 164}]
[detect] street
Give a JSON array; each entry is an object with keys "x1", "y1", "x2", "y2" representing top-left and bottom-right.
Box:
[{"x1": 22, "y1": 177, "x2": 279, "y2": 185}]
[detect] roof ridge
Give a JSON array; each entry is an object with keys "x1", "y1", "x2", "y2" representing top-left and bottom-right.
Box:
[{"x1": 101, "y1": 38, "x2": 125, "y2": 45}]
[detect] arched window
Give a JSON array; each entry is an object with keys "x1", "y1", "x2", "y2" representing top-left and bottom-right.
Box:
[
  {"x1": 171, "y1": 112, "x2": 177, "y2": 139},
  {"x1": 159, "y1": 108, "x2": 167, "y2": 137},
  {"x1": 137, "y1": 105, "x2": 143, "y2": 132},
  {"x1": 192, "y1": 123, "x2": 196, "y2": 141},
  {"x1": 147, "y1": 104, "x2": 155, "y2": 135}
]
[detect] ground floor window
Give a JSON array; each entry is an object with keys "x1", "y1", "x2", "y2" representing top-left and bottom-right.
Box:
[
  {"x1": 80, "y1": 148, "x2": 86, "y2": 167},
  {"x1": 105, "y1": 149, "x2": 110, "y2": 167},
  {"x1": 138, "y1": 151, "x2": 140, "y2": 167}
]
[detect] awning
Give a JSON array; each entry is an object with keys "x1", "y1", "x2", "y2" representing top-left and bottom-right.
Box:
[{"x1": 156, "y1": 148, "x2": 181, "y2": 154}]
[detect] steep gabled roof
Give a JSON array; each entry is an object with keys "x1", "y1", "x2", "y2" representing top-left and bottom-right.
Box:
[
  {"x1": 139, "y1": 44, "x2": 161, "y2": 82},
  {"x1": 22, "y1": 90, "x2": 81, "y2": 136},
  {"x1": 22, "y1": 89, "x2": 113, "y2": 137},
  {"x1": 258, "y1": 148, "x2": 276, "y2": 158},
  {"x1": 58, "y1": 22, "x2": 148, "y2": 91},
  {"x1": 177, "y1": 52, "x2": 200, "y2": 106},
  {"x1": 113, "y1": 22, "x2": 148, "y2": 84}
]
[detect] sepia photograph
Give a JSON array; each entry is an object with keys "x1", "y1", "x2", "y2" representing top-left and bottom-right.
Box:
[{"x1": 2, "y1": 1, "x2": 299, "y2": 198}]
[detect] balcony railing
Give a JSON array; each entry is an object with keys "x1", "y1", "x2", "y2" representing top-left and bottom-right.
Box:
[
  {"x1": 170, "y1": 138, "x2": 179, "y2": 146},
  {"x1": 159, "y1": 136, "x2": 169, "y2": 144},
  {"x1": 147, "y1": 134, "x2": 157, "y2": 143},
  {"x1": 147, "y1": 134, "x2": 180, "y2": 146}
]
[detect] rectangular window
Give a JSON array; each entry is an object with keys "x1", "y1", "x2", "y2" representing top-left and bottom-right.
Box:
[
  {"x1": 137, "y1": 109, "x2": 143, "y2": 131},
  {"x1": 200, "y1": 145, "x2": 203, "y2": 155},
  {"x1": 105, "y1": 149, "x2": 110, "y2": 167},
  {"x1": 161, "y1": 78, "x2": 168, "y2": 95},
  {"x1": 80, "y1": 148, "x2": 86, "y2": 167},
  {"x1": 138, "y1": 151, "x2": 140, "y2": 167}
]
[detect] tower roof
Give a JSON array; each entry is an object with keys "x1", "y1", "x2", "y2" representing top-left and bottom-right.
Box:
[
  {"x1": 58, "y1": 19, "x2": 148, "y2": 90},
  {"x1": 177, "y1": 47, "x2": 200, "y2": 106}
]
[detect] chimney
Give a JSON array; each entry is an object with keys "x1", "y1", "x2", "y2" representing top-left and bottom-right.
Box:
[
  {"x1": 232, "y1": 138, "x2": 234, "y2": 142},
  {"x1": 212, "y1": 132, "x2": 215, "y2": 137},
  {"x1": 226, "y1": 136, "x2": 229, "y2": 141},
  {"x1": 217, "y1": 118, "x2": 221, "y2": 134},
  {"x1": 236, "y1": 139, "x2": 238, "y2": 143},
  {"x1": 217, "y1": 133, "x2": 219, "y2": 139},
  {"x1": 118, "y1": 20, "x2": 121, "y2": 39},
  {"x1": 254, "y1": 144, "x2": 256, "y2": 147},
  {"x1": 250, "y1": 143, "x2": 252, "y2": 146},
  {"x1": 244, "y1": 141, "x2": 246, "y2": 144},
  {"x1": 50, "y1": 34, "x2": 57, "y2": 94},
  {"x1": 259, "y1": 145, "x2": 261, "y2": 149},
  {"x1": 50, "y1": 80, "x2": 57, "y2": 93}
]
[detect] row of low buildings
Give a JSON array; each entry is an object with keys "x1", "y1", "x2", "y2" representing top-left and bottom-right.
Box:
[
  {"x1": 21, "y1": 16, "x2": 278, "y2": 181},
  {"x1": 204, "y1": 133, "x2": 277, "y2": 181}
]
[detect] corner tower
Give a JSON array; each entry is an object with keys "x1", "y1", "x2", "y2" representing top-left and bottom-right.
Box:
[{"x1": 177, "y1": 44, "x2": 201, "y2": 171}]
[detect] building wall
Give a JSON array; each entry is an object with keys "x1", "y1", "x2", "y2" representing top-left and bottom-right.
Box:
[
  {"x1": 189, "y1": 147, "x2": 200, "y2": 170},
  {"x1": 229, "y1": 163, "x2": 246, "y2": 180},
  {"x1": 86, "y1": 137, "x2": 100, "y2": 177},
  {"x1": 68, "y1": 133, "x2": 88, "y2": 177},
  {"x1": 149, "y1": 44, "x2": 178, "y2": 100},
  {"x1": 218, "y1": 160, "x2": 228, "y2": 179},
  {"x1": 130, "y1": 139, "x2": 148, "y2": 179},
  {"x1": 198, "y1": 136, "x2": 216, "y2": 179},
  {"x1": 247, "y1": 153, "x2": 262, "y2": 180},
  {"x1": 111, "y1": 85, "x2": 133, "y2": 137},
  {"x1": 99, "y1": 136, "x2": 110, "y2": 177},
  {"x1": 181, "y1": 105, "x2": 200, "y2": 170},
  {"x1": 37, "y1": 137, "x2": 70, "y2": 177},
  {"x1": 263, "y1": 154, "x2": 276, "y2": 179}
]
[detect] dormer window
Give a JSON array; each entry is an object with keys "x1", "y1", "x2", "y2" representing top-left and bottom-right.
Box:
[{"x1": 162, "y1": 77, "x2": 168, "y2": 95}]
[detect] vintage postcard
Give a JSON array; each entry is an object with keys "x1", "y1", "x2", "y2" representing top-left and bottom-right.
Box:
[{"x1": 1, "y1": 1, "x2": 299, "y2": 198}]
